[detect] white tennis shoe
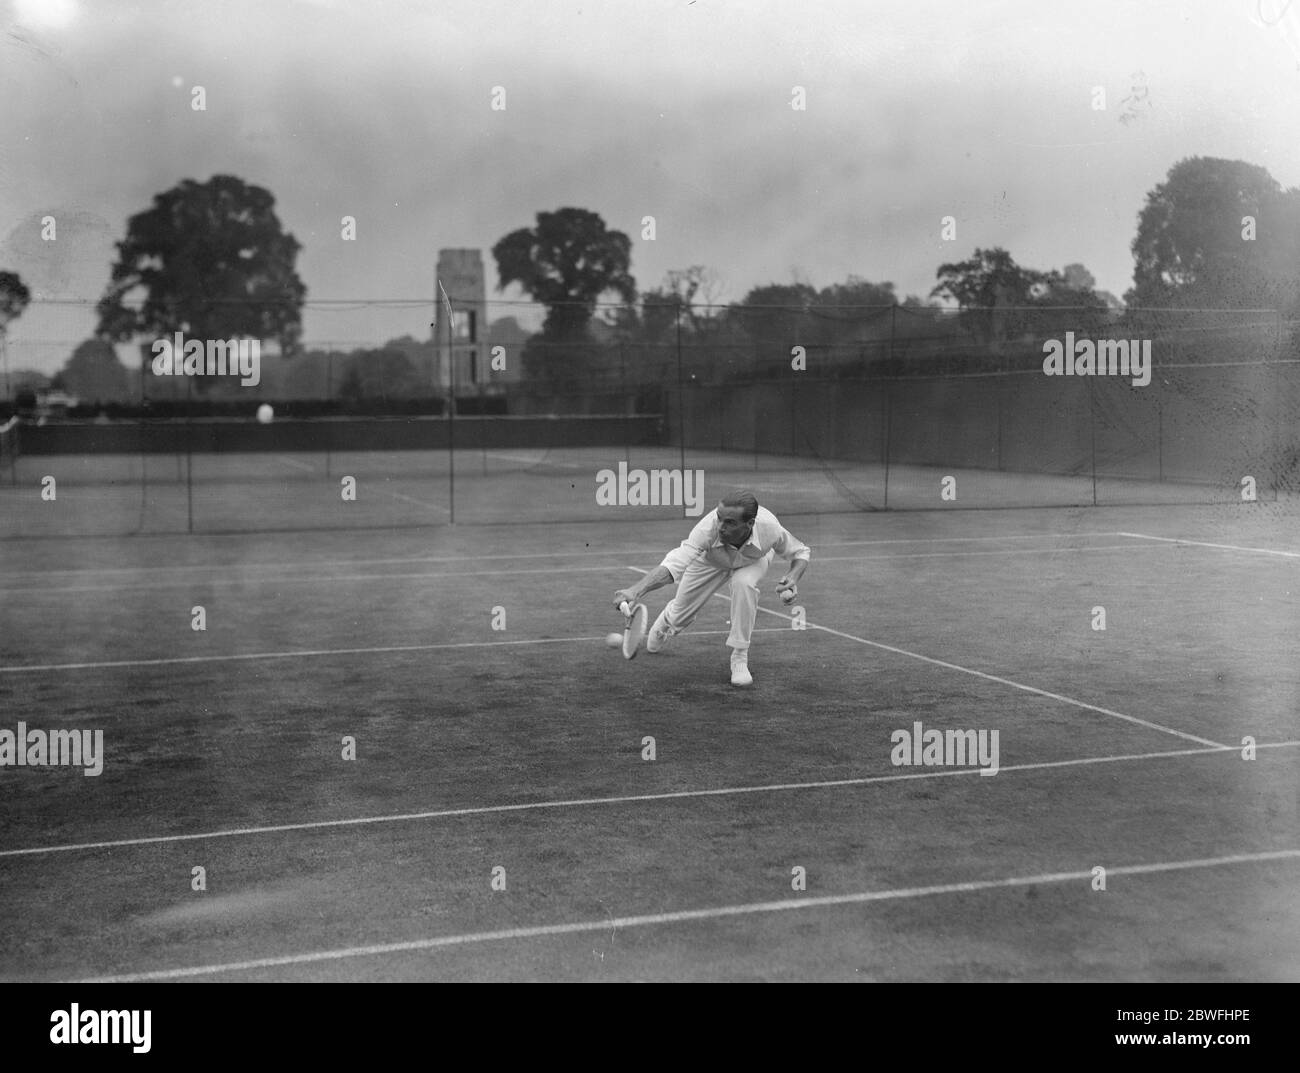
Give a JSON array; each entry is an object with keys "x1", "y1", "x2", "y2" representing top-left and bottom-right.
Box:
[
  {"x1": 646, "y1": 607, "x2": 675, "y2": 653},
  {"x1": 730, "y1": 649, "x2": 753, "y2": 687}
]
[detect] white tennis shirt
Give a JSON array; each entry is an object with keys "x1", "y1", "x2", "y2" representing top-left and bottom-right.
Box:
[{"x1": 660, "y1": 505, "x2": 812, "y2": 579}]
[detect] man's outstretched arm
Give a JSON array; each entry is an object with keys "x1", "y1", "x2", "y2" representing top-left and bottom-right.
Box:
[{"x1": 612, "y1": 565, "x2": 674, "y2": 609}]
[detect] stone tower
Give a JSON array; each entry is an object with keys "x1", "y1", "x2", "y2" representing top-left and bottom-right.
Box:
[{"x1": 435, "y1": 249, "x2": 487, "y2": 398}]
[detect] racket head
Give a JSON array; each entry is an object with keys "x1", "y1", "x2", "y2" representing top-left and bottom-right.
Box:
[{"x1": 622, "y1": 602, "x2": 649, "y2": 659}]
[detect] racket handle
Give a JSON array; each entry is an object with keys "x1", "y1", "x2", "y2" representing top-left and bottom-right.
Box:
[{"x1": 619, "y1": 600, "x2": 632, "y2": 615}]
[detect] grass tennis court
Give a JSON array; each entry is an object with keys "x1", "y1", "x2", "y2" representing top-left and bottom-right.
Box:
[{"x1": 1, "y1": 497, "x2": 1296, "y2": 981}]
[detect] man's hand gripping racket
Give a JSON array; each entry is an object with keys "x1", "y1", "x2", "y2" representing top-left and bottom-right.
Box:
[{"x1": 617, "y1": 599, "x2": 649, "y2": 659}]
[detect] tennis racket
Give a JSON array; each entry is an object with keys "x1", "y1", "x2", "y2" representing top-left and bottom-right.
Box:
[{"x1": 619, "y1": 600, "x2": 649, "y2": 659}]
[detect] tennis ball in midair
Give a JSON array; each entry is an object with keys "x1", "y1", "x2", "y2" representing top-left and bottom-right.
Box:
[{"x1": 606, "y1": 632, "x2": 623, "y2": 647}]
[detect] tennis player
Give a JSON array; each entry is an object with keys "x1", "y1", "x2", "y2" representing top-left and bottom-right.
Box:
[{"x1": 612, "y1": 490, "x2": 811, "y2": 686}]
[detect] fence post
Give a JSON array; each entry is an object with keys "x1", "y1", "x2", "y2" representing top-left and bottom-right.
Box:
[
  {"x1": 886, "y1": 307, "x2": 896, "y2": 509},
  {"x1": 325, "y1": 349, "x2": 333, "y2": 479},
  {"x1": 883, "y1": 378, "x2": 892, "y2": 510},
  {"x1": 621, "y1": 342, "x2": 629, "y2": 468},
  {"x1": 139, "y1": 351, "x2": 148, "y2": 517},
  {"x1": 996, "y1": 382, "x2": 1003, "y2": 471},
  {"x1": 1157, "y1": 398, "x2": 1163, "y2": 483},
  {"x1": 889, "y1": 303, "x2": 896, "y2": 365},
  {"x1": 790, "y1": 367, "x2": 797, "y2": 457},
  {"x1": 185, "y1": 372, "x2": 193, "y2": 533},
  {"x1": 1089, "y1": 375, "x2": 1098, "y2": 508}
]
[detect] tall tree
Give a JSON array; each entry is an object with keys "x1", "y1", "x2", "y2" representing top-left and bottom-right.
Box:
[
  {"x1": 96, "y1": 175, "x2": 307, "y2": 389},
  {"x1": 492, "y1": 208, "x2": 636, "y2": 389},
  {"x1": 931, "y1": 247, "x2": 1101, "y2": 341},
  {"x1": 60, "y1": 339, "x2": 130, "y2": 403},
  {"x1": 493, "y1": 208, "x2": 636, "y2": 337},
  {"x1": 1126, "y1": 156, "x2": 1300, "y2": 311},
  {"x1": 0, "y1": 270, "x2": 32, "y2": 400},
  {"x1": 932, "y1": 248, "x2": 1040, "y2": 309}
]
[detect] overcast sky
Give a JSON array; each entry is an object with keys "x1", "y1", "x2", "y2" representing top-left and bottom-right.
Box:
[{"x1": 2, "y1": 0, "x2": 1299, "y2": 374}]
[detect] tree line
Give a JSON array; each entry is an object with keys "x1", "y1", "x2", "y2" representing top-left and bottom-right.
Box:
[{"x1": 1, "y1": 155, "x2": 1296, "y2": 406}]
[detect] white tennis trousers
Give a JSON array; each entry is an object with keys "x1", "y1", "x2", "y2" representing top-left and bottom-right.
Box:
[{"x1": 663, "y1": 549, "x2": 775, "y2": 651}]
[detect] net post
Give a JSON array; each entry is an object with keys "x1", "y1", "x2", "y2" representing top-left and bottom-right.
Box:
[
  {"x1": 1157, "y1": 398, "x2": 1163, "y2": 483},
  {"x1": 440, "y1": 281, "x2": 456, "y2": 525},
  {"x1": 675, "y1": 299, "x2": 686, "y2": 519}
]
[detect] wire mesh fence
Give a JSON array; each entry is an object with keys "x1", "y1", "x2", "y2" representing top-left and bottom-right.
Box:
[{"x1": 1, "y1": 298, "x2": 1295, "y2": 536}]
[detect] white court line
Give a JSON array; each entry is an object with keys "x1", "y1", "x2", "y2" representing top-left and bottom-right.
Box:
[
  {"x1": 0, "y1": 628, "x2": 789, "y2": 675},
  {"x1": 5, "y1": 742, "x2": 1294, "y2": 860},
  {"x1": 76, "y1": 847, "x2": 1300, "y2": 982},
  {"x1": 1117, "y1": 531, "x2": 1300, "y2": 560},
  {"x1": 0, "y1": 540, "x2": 1170, "y2": 596},
  {"x1": 633, "y1": 568, "x2": 1229, "y2": 750}
]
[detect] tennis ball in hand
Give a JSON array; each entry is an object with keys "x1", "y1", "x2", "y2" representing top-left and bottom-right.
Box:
[
  {"x1": 780, "y1": 586, "x2": 797, "y2": 605},
  {"x1": 606, "y1": 632, "x2": 623, "y2": 647}
]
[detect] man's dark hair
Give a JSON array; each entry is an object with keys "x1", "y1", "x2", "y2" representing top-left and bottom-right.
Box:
[{"x1": 719, "y1": 489, "x2": 759, "y2": 523}]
